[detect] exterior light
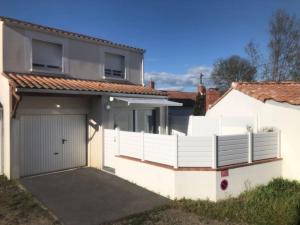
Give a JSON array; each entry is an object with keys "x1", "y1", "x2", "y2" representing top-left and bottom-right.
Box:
[
  {"x1": 105, "y1": 103, "x2": 111, "y2": 110},
  {"x1": 56, "y1": 104, "x2": 61, "y2": 108}
]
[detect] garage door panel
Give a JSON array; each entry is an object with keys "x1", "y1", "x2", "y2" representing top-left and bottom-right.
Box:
[
  {"x1": 62, "y1": 115, "x2": 86, "y2": 169},
  {"x1": 20, "y1": 114, "x2": 86, "y2": 177}
]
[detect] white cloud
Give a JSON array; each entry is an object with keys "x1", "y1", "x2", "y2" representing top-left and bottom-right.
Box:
[{"x1": 145, "y1": 65, "x2": 212, "y2": 91}]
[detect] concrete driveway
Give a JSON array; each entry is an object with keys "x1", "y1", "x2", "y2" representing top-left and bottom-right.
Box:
[{"x1": 20, "y1": 168, "x2": 169, "y2": 225}]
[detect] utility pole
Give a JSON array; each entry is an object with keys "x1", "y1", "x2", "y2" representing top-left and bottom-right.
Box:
[{"x1": 199, "y1": 73, "x2": 204, "y2": 85}]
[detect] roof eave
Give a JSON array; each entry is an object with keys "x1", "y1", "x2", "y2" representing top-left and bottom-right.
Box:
[
  {"x1": 15, "y1": 87, "x2": 167, "y2": 98},
  {"x1": 0, "y1": 16, "x2": 146, "y2": 54}
]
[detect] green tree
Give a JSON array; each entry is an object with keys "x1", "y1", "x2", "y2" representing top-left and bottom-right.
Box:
[
  {"x1": 193, "y1": 93, "x2": 205, "y2": 116},
  {"x1": 211, "y1": 55, "x2": 256, "y2": 91}
]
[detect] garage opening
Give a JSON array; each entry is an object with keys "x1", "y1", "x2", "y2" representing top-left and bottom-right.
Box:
[{"x1": 20, "y1": 114, "x2": 87, "y2": 177}]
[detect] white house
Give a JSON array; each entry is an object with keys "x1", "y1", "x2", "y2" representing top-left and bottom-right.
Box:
[
  {"x1": 206, "y1": 81, "x2": 300, "y2": 180},
  {"x1": 0, "y1": 17, "x2": 284, "y2": 202},
  {"x1": 0, "y1": 17, "x2": 181, "y2": 179}
]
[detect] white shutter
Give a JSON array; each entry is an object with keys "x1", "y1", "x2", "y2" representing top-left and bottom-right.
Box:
[
  {"x1": 105, "y1": 53, "x2": 125, "y2": 77},
  {"x1": 32, "y1": 40, "x2": 62, "y2": 70}
]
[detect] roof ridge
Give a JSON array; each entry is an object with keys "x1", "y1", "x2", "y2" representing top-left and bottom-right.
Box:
[
  {"x1": 0, "y1": 16, "x2": 145, "y2": 53},
  {"x1": 232, "y1": 81, "x2": 300, "y2": 87}
]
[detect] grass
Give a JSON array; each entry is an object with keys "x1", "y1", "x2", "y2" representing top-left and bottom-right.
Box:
[
  {"x1": 172, "y1": 178, "x2": 300, "y2": 225},
  {"x1": 113, "y1": 178, "x2": 300, "y2": 225},
  {"x1": 0, "y1": 175, "x2": 59, "y2": 225},
  {"x1": 0, "y1": 175, "x2": 299, "y2": 225}
]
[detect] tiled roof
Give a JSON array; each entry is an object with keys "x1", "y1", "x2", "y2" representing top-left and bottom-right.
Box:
[
  {"x1": 166, "y1": 91, "x2": 197, "y2": 107},
  {"x1": 166, "y1": 91, "x2": 197, "y2": 101},
  {"x1": 232, "y1": 81, "x2": 300, "y2": 105},
  {"x1": 206, "y1": 89, "x2": 221, "y2": 110},
  {"x1": 4, "y1": 72, "x2": 164, "y2": 96},
  {"x1": 0, "y1": 16, "x2": 144, "y2": 53}
]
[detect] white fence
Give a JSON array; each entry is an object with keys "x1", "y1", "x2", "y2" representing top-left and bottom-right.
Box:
[
  {"x1": 217, "y1": 134, "x2": 249, "y2": 166},
  {"x1": 104, "y1": 129, "x2": 280, "y2": 169},
  {"x1": 253, "y1": 132, "x2": 278, "y2": 161}
]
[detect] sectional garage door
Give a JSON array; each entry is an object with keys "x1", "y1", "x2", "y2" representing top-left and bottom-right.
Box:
[{"x1": 20, "y1": 114, "x2": 86, "y2": 177}]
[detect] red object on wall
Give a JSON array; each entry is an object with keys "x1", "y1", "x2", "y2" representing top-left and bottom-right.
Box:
[
  {"x1": 221, "y1": 169, "x2": 229, "y2": 177},
  {"x1": 220, "y1": 179, "x2": 228, "y2": 191}
]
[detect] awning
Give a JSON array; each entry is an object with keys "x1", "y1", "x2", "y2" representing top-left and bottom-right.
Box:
[{"x1": 114, "y1": 97, "x2": 183, "y2": 106}]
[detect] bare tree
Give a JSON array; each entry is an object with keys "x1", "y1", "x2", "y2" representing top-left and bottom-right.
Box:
[
  {"x1": 245, "y1": 41, "x2": 264, "y2": 79},
  {"x1": 211, "y1": 55, "x2": 256, "y2": 91},
  {"x1": 268, "y1": 9, "x2": 300, "y2": 81}
]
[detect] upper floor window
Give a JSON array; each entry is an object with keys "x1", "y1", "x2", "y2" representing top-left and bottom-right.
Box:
[
  {"x1": 32, "y1": 40, "x2": 63, "y2": 73},
  {"x1": 105, "y1": 53, "x2": 125, "y2": 79}
]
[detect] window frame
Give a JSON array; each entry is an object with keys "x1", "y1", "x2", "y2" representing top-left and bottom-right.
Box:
[
  {"x1": 103, "y1": 52, "x2": 126, "y2": 80},
  {"x1": 30, "y1": 38, "x2": 65, "y2": 74}
]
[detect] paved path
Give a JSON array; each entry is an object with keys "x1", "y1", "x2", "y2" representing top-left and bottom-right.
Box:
[{"x1": 21, "y1": 168, "x2": 169, "y2": 225}]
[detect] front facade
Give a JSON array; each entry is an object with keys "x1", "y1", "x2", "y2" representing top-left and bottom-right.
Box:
[
  {"x1": 0, "y1": 17, "x2": 180, "y2": 179},
  {"x1": 206, "y1": 82, "x2": 300, "y2": 180}
]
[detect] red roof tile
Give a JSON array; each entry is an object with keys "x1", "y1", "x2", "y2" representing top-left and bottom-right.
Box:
[
  {"x1": 233, "y1": 81, "x2": 300, "y2": 105},
  {"x1": 4, "y1": 72, "x2": 164, "y2": 96},
  {"x1": 166, "y1": 91, "x2": 197, "y2": 101}
]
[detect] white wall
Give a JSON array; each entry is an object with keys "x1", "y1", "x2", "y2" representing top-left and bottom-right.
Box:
[
  {"x1": 207, "y1": 89, "x2": 300, "y2": 180},
  {"x1": 188, "y1": 115, "x2": 255, "y2": 136},
  {"x1": 88, "y1": 97, "x2": 103, "y2": 169},
  {"x1": 0, "y1": 21, "x2": 3, "y2": 72},
  {"x1": 0, "y1": 75, "x2": 11, "y2": 178},
  {"x1": 207, "y1": 90, "x2": 264, "y2": 117},
  {"x1": 115, "y1": 157, "x2": 177, "y2": 198},
  {"x1": 188, "y1": 116, "x2": 219, "y2": 136},
  {"x1": 259, "y1": 101, "x2": 300, "y2": 180},
  {"x1": 2, "y1": 24, "x2": 143, "y2": 84},
  {"x1": 0, "y1": 109, "x2": 3, "y2": 175},
  {"x1": 216, "y1": 160, "x2": 282, "y2": 199},
  {"x1": 114, "y1": 156, "x2": 281, "y2": 201}
]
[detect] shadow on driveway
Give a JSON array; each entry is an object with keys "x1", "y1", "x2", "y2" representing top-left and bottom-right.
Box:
[{"x1": 20, "y1": 168, "x2": 169, "y2": 225}]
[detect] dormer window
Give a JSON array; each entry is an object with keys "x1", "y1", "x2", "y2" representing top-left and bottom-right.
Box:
[
  {"x1": 32, "y1": 40, "x2": 63, "y2": 73},
  {"x1": 105, "y1": 53, "x2": 125, "y2": 79}
]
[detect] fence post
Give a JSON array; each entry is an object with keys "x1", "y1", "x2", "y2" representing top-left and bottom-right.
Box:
[
  {"x1": 141, "y1": 131, "x2": 145, "y2": 161},
  {"x1": 248, "y1": 132, "x2": 253, "y2": 163},
  {"x1": 101, "y1": 126, "x2": 105, "y2": 169},
  {"x1": 212, "y1": 134, "x2": 217, "y2": 169},
  {"x1": 174, "y1": 134, "x2": 178, "y2": 169},
  {"x1": 277, "y1": 130, "x2": 281, "y2": 158},
  {"x1": 115, "y1": 127, "x2": 120, "y2": 156}
]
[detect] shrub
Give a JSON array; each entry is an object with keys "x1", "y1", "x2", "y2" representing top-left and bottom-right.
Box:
[{"x1": 173, "y1": 178, "x2": 300, "y2": 225}]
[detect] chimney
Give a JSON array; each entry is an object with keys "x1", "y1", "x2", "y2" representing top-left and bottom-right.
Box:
[
  {"x1": 197, "y1": 84, "x2": 206, "y2": 95},
  {"x1": 148, "y1": 80, "x2": 155, "y2": 89}
]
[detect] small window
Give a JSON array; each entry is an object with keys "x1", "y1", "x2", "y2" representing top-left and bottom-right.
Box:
[
  {"x1": 32, "y1": 40, "x2": 63, "y2": 72},
  {"x1": 105, "y1": 53, "x2": 125, "y2": 78}
]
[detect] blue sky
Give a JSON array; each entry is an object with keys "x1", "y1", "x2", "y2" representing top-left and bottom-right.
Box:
[{"x1": 1, "y1": 0, "x2": 300, "y2": 91}]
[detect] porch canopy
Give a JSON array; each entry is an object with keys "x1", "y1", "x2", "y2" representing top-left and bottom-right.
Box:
[{"x1": 113, "y1": 97, "x2": 183, "y2": 107}]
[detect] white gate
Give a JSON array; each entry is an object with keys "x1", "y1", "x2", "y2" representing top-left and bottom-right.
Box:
[
  {"x1": 20, "y1": 114, "x2": 86, "y2": 176},
  {"x1": 103, "y1": 129, "x2": 117, "y2": 169}
]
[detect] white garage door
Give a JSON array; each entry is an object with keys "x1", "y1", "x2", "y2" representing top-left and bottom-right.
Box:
[{"x1": 20, "y1": 114, "x2": 86, "y2": 177}]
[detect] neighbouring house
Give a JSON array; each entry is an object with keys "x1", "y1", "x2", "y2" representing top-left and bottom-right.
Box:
[
  {"x1": 204, "y1": 81, "x2": 300, "y2": 180},
  {"x1": 0, "y1": 17, "x2": 181, "y2": 179},
  {"x1": 157, "y1": 82, "x2": 221, "y2": 135}
]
